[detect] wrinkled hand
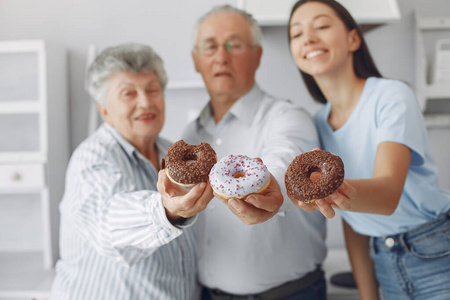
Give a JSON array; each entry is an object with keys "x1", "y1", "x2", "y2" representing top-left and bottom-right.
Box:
[
  {"x1": 157, "y1": 170, "x2": 214, "y2": 224},
  {"x1": 215, "y1": 173, "x2": 283, "y2": 225},
  {"x1": 293, "y1": 180, "x2": 356, "y2": 219}
]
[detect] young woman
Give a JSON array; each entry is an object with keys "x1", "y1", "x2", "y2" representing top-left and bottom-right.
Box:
[{"x1": 287, "y1": 1, "x2": 450, "y2": 299}]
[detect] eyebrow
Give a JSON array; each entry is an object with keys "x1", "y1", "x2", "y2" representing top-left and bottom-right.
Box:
[{"x1": 290, "y1": 13, "x2": 332, "y2": 28}]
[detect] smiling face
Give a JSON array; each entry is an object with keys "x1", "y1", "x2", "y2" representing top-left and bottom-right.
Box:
[
  {"x1": 97, "y1": 71, "x2": 165, "y2": 149},
  {"x1": 289, "y1": 1, "x2": 360, "y2": 78},
  {"x1": 192, "y1": 11, "x2": 262, "y2": 101}
]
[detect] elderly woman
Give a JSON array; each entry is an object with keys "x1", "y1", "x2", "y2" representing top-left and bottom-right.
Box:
[{"x1": 51, "y1": 43, "x2": 213, "y2": 300}]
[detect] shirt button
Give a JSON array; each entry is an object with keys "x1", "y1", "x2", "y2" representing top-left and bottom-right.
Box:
[
  {"x1": 385, "y1": 237, "x2": 395, "y2": 247},
  {"x1": 216, "y1": 138, "x2": 222, "y2": 145}
]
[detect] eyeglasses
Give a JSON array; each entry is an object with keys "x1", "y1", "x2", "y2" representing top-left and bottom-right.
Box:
[{"x1": 196, "y1": 40, "x2": 255, "y2": 56}]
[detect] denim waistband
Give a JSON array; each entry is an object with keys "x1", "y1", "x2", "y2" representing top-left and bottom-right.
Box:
[{"x1": 371, "y1": 210, "x2": 450, "y2": 253}]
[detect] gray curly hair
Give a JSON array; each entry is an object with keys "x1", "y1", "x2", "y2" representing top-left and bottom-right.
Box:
[{"x1": 85, "y1": 43, "x2": 167, "y2": 105}]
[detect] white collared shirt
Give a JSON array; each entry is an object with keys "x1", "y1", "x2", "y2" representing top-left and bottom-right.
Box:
[{"x1": 183, "y1": 84, "x2": 327, "y2": 294}]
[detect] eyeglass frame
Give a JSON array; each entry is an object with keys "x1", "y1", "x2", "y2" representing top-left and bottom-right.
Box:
[{"x1": 195, "y1": 38, "x2": 258, "y2": 56}]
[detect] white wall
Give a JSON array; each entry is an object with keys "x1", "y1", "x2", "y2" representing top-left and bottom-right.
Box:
[{"x1": 1, "y1": 0, "x2": 449, "y2": 250}]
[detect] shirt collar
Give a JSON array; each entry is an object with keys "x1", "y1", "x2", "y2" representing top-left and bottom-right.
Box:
[
  {"x1": 197, "y1": 84, "x2": 263, "y2": 128},
  {"x1": 103, "y1": 123, "x2": 165, "y2": 165}
]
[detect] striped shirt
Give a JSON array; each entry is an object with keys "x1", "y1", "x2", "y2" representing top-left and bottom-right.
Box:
[{"x1": 51, "y1": 123, "x2": 199, "y2": 300}]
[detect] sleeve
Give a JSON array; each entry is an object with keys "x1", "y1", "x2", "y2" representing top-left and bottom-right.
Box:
[
  {"x1": 374, "y1": 81, "x2": 427, "y2": 166},
  {"x1": 68, "y1": 146, "x2": 189, "y2": 267},
  {"x1": 260, "y1": 100, "x2": 320, "y2": 212}
]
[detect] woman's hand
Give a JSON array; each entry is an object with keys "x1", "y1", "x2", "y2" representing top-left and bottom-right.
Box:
[
  {"x1": 157, "y1": 170, "x2": 214, "y2": 224},
  {"x1": 294, "y1": 180, "x2": 356, "y2": 219}
]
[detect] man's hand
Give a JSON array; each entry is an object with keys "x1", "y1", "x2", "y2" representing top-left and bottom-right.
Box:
[
  {"x1": 214, "y1": 173, "x2": 283, "y2": 225},
  {"x1": 157, "y1": 170, "x2": 214, "y2": 224}
]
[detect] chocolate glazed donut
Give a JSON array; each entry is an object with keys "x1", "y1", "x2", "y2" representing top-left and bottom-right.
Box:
[
  {"x1": 285, "y1": 150, "x2": 344, "y2": 203},
  {"x1": 164, "y1": 140, "x2": 217, "y2": 187}
]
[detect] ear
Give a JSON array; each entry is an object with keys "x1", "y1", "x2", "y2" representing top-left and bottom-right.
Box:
[
  {"x1": 348, "y1": 29, "x2": 361, "y2": 53},
  {"x1": 97, "y1": 102, "x2": 112, "y2": 125},
  {"x1": 253, "y1": 45, "x2": 263, "y2": 69},
  {"x1": 192, "y1": 51, "x2": 200, "y2": 73}
]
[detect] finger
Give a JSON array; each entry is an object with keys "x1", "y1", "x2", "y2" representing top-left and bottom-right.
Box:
[
  {"x1": 337, "y1": 180, "x2": 356, "y2": 199},
  {"x1": 179, "y1": 181, "x2": 208, "y2": 207},
  {"x1": 326, "y1": 192, "x2": 350, "y2": 211},
  {"x1": 227, "y1": 198, "x2": 271, "y2": 225},
  {"x1": 297, "y1": 201, "x2": 317, "y2": 212},
  {"x1": 213, "y1": 192, "x2": 229, "y2": 205},
  {"x1": 316, "y1": 199, "x2": 336, "y2": 219},
  {"x1": 245, "y1": 190, "x2": 282, "y2": 212},
  {"x1": 193, "y1": 182, "x2": 214, "y2": 210}
]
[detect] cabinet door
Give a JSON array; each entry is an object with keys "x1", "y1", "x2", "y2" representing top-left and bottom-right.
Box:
[
  {"x1": 0, "y1": 41, "x2": 46, "y2": 163},
  {"x1": 0, "y1": 113, "x2": 41, "y2": 153},
  {"x1": 0, "y1": 51, "x2": 39, "y2": 102}
]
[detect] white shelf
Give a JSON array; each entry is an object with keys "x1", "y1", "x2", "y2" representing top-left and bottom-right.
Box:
[
  {"x1": 414, "y1": 14, "x2": 450, "y2": 111},
  {"x1": 417, "y1": 16, "x2": 450, "y2": 31},
  {"x1": 425, "y1": 114, "x2": 450, "y2": 128},
  {"x1": 0, "y1": 252, "x2": 54, "y2": 300},
  {"x1": 0, "y1": 39, "x2": 69, "y2": 299},
  {"x1": 0, "y1": 152, "x2": 46, "y2": 164},
  {"x1": 0, "y1": 101, "x2": 42, "y2": 114}
]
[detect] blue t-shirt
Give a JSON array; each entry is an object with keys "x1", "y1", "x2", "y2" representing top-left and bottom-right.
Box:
[{"x1": 315, "y1": 77, "x2": 450, "y2": 237}]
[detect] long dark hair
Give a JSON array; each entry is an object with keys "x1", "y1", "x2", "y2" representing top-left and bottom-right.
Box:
[{"x1": 288, "y1": 0, "x2": 382, "y2": 104}]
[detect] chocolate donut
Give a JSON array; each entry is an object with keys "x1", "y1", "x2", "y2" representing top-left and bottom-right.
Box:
[
  {"x1": 285, "y1": 150, "x2": 344, "y2": 203},
  {"x1": 164, "y1": 140, "x2": 217, "y2": 187}
]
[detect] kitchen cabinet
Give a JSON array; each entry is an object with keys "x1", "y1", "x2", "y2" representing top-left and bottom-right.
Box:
[
  {"x1": 414, "y1": 13, "x2": 450, "y2": 127},
  {"x1": 0, "y1": 40, "x2": 69, "y2": 300},
  {"x1": 236, "y1": 0, "x2": 401, "y2": 26}
]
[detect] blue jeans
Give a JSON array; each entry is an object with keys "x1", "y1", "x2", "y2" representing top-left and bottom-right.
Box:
[{"x1": 370, "y1": 211, "x2": 450, "y2": 300}]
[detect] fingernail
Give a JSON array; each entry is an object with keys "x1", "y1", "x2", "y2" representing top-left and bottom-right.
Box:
[
  {"x1": 329, "y1": 193, "x2": 337, "y2": 199},
  {"x1": 317, "y1": 199, "x2": 324, "y2": 206},
  {"x1": 199, "y1": 182, "x2": 206, "y2": 189}
]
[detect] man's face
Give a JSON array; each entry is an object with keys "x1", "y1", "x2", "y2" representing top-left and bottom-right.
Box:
[
  {"x1": 192, "y1": 12, "x2": 262, "y2": 101},
  {"x1": 97, "y1": 71, "x2": 165, "y2": 146}
]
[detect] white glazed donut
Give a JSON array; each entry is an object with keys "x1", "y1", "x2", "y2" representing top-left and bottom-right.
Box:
[{"x1": 209, "y1": 154, "x2": 271, "y2": 199}]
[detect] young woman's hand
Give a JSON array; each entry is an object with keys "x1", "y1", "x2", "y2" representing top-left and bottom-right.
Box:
[{"x1": 293, "y1": 180, "x2": 356, "y2": 219}]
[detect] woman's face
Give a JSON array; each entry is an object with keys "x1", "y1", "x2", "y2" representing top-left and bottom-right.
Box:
[
  {"x1": 98, "y1": 71, "x2": 165, "y2": 147},
  {"x1": 289, "y1": 1, "x2": 360, "y2": 77}
]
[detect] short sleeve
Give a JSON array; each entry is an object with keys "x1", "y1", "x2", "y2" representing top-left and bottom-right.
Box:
[{"x1": 374, "y1": 81, "x2": 426, "y2": 166}]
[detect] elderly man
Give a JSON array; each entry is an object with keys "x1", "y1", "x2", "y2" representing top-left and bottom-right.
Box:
[
  {"x1": 50, "y1": 43, "x2": 213, "y2": 300},
  {"x1": 187, "y1": 5, "x2": 327, "y2": 300}
]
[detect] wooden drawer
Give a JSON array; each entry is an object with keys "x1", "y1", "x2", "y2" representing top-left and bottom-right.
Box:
[{"x1": 0, "y1": 164, "x2": 44, "y2": 189}]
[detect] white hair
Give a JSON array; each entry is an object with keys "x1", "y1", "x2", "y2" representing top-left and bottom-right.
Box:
[{"x1": 85, "y1": 43, "x2": 167, "y2": 105}]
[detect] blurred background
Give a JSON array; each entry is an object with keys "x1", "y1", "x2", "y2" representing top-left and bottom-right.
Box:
[{"x1": 0, "y1": 0, "x2": 449, "y2": 299}]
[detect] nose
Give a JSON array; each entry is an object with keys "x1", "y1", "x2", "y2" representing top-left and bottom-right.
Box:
[
  {"x1": 213, "y1": 44, "x2": 230, "y2": 64},
  {"x1": 302, "y1": 27, "x2": 316, "y2": 46},
  {"x1": 137, "y1": 91, "x2": 152, "y2": 108}
]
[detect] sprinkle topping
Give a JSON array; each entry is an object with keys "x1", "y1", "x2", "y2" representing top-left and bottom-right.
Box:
[{"x1": 209, "y1": 154, "x2": 270, "y2": 198}]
